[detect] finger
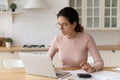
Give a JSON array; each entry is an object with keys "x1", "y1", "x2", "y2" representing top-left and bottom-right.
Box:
[
  {"x1": 82, "y1": 63, "x2": 90, "y2": 70},
  {"x1": 83, "y1": 64, "x2": 94, "y2": 73},
  {"x1": 80, "y1": 62, "x2": 86, "y2": 67}
]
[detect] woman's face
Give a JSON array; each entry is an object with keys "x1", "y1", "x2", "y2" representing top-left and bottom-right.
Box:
[{"x1": 57, "y1": 16, "x2": 76, "y2": 36}]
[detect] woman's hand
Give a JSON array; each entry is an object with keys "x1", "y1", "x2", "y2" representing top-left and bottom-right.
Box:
[{"x1": 80, "y1": 62, "x2": 96, "y2": 73}]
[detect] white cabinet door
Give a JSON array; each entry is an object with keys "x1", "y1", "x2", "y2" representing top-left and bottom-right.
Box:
[
  {"x1": 100, "y1": 50, "x2": 120, "y2": 67},
  {"x1": 68, "y1": 0, "x2": 120, "y2": 30},
  {"x1": 0, "y1": 52, "x2": 19, "y2": 67},
  {"x1": 52, "y1": 53, "x2": 62, "y2": 67}
]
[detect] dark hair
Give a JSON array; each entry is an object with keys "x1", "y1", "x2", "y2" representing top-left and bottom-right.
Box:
[{"x1": 57, "y1": 7, "x2": 84, "y2": 32}]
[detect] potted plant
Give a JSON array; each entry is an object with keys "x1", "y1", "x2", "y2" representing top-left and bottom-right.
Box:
[
  {"x1": 5, "y1": 37, "x2": 13, "y2": 48},
  {"x1": 9, "y1": 3, "x2": 17, "y2": 12}
]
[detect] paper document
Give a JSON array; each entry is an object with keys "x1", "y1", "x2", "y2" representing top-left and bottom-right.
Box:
[
  {"x1": 65, "y1": 70, "x2": 120, "y2": 80},
  {"x1": 91, "y1": 70, "x2": 120, "y2": 80}
]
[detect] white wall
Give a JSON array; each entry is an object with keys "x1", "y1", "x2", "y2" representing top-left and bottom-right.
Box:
[{"x1": 0, "y1": 0, "x2": 120, "y2": 47}]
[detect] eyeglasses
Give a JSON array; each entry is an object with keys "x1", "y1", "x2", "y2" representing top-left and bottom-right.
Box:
[{"x1": 56, "y1": 23, "x2": 68, "y2": 27}]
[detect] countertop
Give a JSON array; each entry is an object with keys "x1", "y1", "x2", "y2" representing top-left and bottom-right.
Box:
[
  {"x1": 97, "y1": 45, "x2": 120, "y2": 50},
  {"x1": 0, "y1": 45, "x2": 120, "y2": 52},
  {"x1": 0, "y1": 47, "x2": 48, "y2": 52}
]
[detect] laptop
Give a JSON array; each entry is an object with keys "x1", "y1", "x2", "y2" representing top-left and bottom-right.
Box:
[{"x1": 19, "y1": 52, "x2": 71, "y2": 79}]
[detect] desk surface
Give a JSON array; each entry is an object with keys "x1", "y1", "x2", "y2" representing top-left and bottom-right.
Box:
[
  {"x1": 0, "y1": 68, "x2": 56, "y2": 80},
  {"x1": 0, "y1": 67, "x2": 115, "y2": 80}
]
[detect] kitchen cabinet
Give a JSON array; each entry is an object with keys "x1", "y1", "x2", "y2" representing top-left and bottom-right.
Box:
[
  {"x1": 52, "y1": 53, "x2": 62, "y2": 67},
  {"x1": 68, "y1": 0, "x2": 120, "y2": 30},
  {"x1": 0, "y1": 52, "x2": 19, "y2": 67},
  {"x1": 0, "y1": 47, "x2": 48, "y2": 67},
  {"x1": 100, "y1": 50, "x2": 120, "y2": 67}
]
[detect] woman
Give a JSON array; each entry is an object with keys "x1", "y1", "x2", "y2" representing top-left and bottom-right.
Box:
[{"x1": 48, "y1": 7, "x2": 104, "y2": 73}]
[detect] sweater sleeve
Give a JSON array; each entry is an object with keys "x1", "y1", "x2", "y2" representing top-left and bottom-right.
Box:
[
  {"x1": 87, "y1": 35, "x2": 104, "y2": 71},
  {"x1": 47, "y1": 36, "x2": 58, "y2": 60}
]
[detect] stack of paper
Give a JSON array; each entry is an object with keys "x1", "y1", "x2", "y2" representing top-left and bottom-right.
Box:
[
  {"x1": 91, "y1": 70, "x2": 120, "y2": 80},
  {"x1": 65, "y1": 70, "x2": 120, "y2": 80}
]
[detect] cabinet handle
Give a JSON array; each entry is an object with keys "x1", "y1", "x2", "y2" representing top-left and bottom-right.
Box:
[
  {"x1": 10, "y1": 51, "x2": 14, "y2": 53},
  {"x1": 112, "y1": 50, "x2": 115, "y2": 52}
]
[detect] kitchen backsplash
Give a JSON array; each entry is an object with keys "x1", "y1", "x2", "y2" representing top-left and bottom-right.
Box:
[{"x1": 86, "y1": 30, "x2": 120, "y2": 45}]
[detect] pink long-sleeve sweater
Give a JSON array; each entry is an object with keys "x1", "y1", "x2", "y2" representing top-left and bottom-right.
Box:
[{"x1": 48, "y1": 32, "x2": 104, "y2": 71}]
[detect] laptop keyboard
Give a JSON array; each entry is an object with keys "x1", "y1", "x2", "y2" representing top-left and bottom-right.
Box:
[{"x1": 56, "y1": 71, "x2": 71, "y2": 79}]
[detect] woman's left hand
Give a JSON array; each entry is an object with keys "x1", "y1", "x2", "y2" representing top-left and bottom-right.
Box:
[{"x1": 80, "y1": 62, "x2": 96, "y2": 73}]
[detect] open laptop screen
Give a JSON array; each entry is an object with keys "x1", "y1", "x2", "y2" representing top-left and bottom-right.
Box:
[{"x1": 19, "y1": 52, "x2": 71, "y2": 79}]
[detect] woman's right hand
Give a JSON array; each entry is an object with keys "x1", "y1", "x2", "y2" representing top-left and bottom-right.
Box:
[{"x1": 80, "y1": 62, "x2": 96, "y2": 73}]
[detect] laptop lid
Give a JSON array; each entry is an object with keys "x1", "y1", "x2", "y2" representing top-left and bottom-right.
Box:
[{"x1": 19, "y1": 52, "x2": 57, "y2": 78}]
